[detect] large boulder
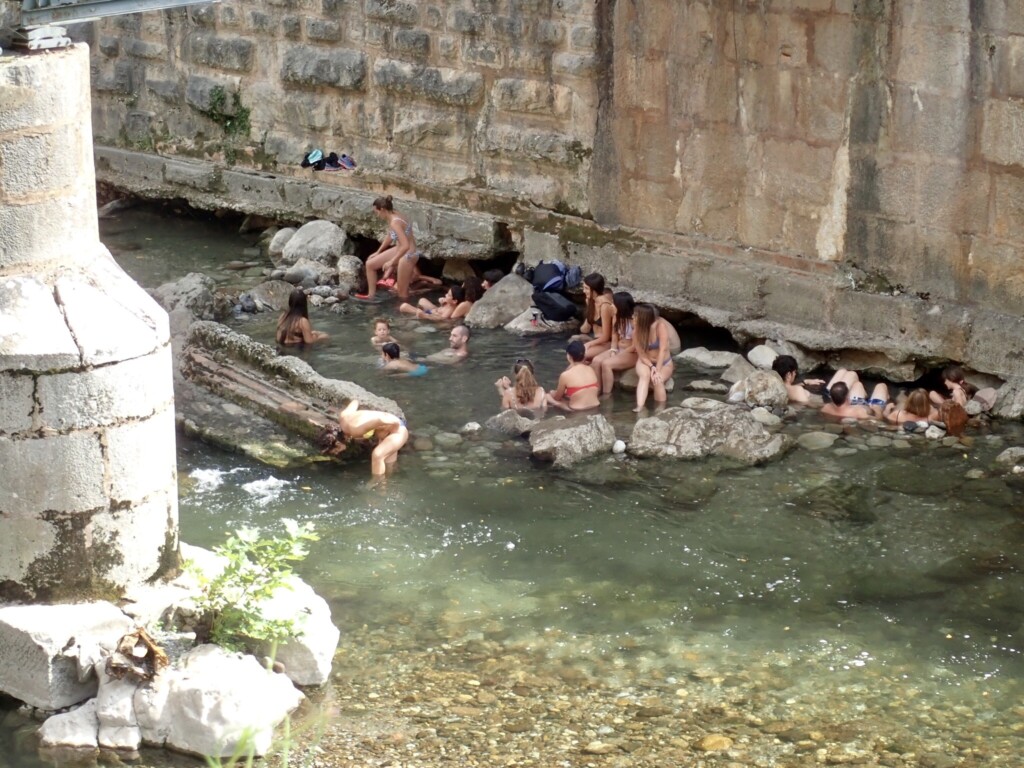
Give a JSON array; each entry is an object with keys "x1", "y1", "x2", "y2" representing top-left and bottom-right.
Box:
[
  {"x1": 282, "y1": 257, "x2": 336, "y2": 288},
  {"x1": 268, "y1": 227, "x2": 296, "y2": 266},
  {"x1": 258, "y1": 576, "x2": 340, "y2": 687},
  {"x1": 628, "y1": 398, "x2": 791, "y2": 465},
  {"x1": 727, "y1": 369, "x2": 789, "y2": 409},
  {"x1": 245, "y1": 279, "x2": 295, "y2": 312},
  {"x1": 505, "y1": 307, "x2": 580, "y2": 336},
  {"x1": 529, "y1": 414, "x2": 615, "y2": 468},
  {"x1": 336, "y1": 253, "x2": 364, "y2": 292},
  {"x1": 678, "y1": 347, "x2": 742, "y2": 368},
  {"x1": 991, "y1": 381, "x2": 1024, "y2": 420},
  {"x1": 281, "y1": 220, "x2": 347, "y2": 267},
  {"x1": 39, "y1": 699, "x2": 99, "y2": 750},
  {"x1": 746, "y1": 344, "x2": 778, "y2": 369},
  {"x1": 152, "y1": 272, "x2": 231, "y2": 322},
  {"x1": 466, "y1": 275, "x2": 534, "y2": 329},
  {"x1": 0, "y1": 602, "x2": 133, "y2": 710},
  {"x1": 134, "y1": 644, "x2": 304, "y2": 758}
]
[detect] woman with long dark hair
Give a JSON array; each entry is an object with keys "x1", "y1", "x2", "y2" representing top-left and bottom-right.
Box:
[
  {"x1": 276, "y1": 288, "x2": 328, "y2": 346},
  {"x1": 591, "y1": 291, "x2": 637, "y2": 395},
  {"x1": 579, "y1": 273, "x2": 614, "y2": 360}
]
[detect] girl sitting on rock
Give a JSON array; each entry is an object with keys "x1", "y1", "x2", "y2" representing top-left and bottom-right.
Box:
[
  {"x1": 591, "y1": 291, "x2": 637, "y2": 395},
  {"x1": 632, "y1": 304, "x2": 675, "y2": 412}
]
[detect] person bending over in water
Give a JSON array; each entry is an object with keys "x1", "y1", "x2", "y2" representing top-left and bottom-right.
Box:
[
  {"x1": 820, "y1": 370, "x2": 887, "y2": 419},
  {"x1": 380, "y1": 342, "x2": 428, "y2": 376},
  {"x1": 772, "y1": 354, "x2": 826, "y2": 405},
  {"x1": 496, "y1": 358, "x2": 546, "y2": 411},
  {"x1": 371, "y1": 317, "x2": 398, "y2": 346},
  {"x1": 316, "y1": 399, "x2": 409, "y2": 476},
  {"x1": 276, "y1": 288, "x2": 328, "y2": 346},
  {"x1": 546, "y1": 340, "x2": 600, "y2": 411},
  {"x1": 425, "y1": 324, "x2": 470, "y2": 364}
]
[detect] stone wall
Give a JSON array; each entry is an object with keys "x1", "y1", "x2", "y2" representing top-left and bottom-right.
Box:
[
  {"x1": 0, "y1": 47, "x2": 179, "y2": 602},
  {"x1": 84, "y1": 1, "x2": 1024, "y2": 381}
]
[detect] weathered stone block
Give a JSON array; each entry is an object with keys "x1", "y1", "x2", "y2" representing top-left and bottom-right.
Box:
[
  {"x1": 811, "y1": 15, "x2": 858, "y2": 74},
  {"x1": 282, "y1": 15, "x2": 301, "y2": 38},
  {"x1": 762, "y1": 138, "x2": 835, "y2": 206},
  {"x1": 919, "y1": 166, "x2": 989, "y2": 233},
  {"x1": 91, "y1": 494, "x2": 178, "y2": 589},
  {"x1": 966, "y1": 238, "x2": 1024, "y2": 314},
  {"x1": 98, "y1": 35, "x2": 119, "y2": 57},
  {"x1": 535, "y1": 19, "x2": 565, "y2": 46},
  {"x1": 553, "y1": 52, "x2": 598, "y2": 77},
  {"x1": 482, "y1": 123, "x2": 585, "y2": 166},
  {"x1": 0, "y1": 373, "x2": 33, "y2": 435},
  {"x1": 431, "y1": 209, "x2": 493, "y2": 243},
  {"x1": 464, "y1": 41, "x2": 502, "y2": 67},
  {"x1": 36, "y1": 351, "x2": 173, "y2": 432},
  {"x1": 391, "y1": 107, "x2": 468, "y2": 152},
  {"x1": 0, "y1": 603, "x2": 133, "y2": 709},
  {"x1": 248, "y1": 10, "x2": 272, "y2": 32},
  {"x1": 522, "y1": 228, "x2": 562, "y2": 266},
  {"x1": 164, "y1": 157, "x2": 217, "y2": 190},
  {"x1": 0, "y1": 123, "x2": 83, "y2": 199},
  {"x1": 146, "y1": 78, "x2": 180, "y2": 103},
  {"x1": 306, "y1": 19, "x2": 342, "y2": 42},
  {"x1": 186, "y1": 34, "x2": 254, "y2": 73},
  {"x1": 281, "y1": 46, "x2": 367, "y2": 90},
  {"x1": 685, "y1": 259, "x2": 760, "y2": 314},
  {"x1": 448, "y1": 8, "x2": 484, "y2": 34},
  {"x1": 492, "y1": 15, "x2": 527, "y2": 41},
  {"x1": 0, "y1": 432, "x2": 106, "y2": 516},
  {"x1": 993, "y1": 171, "x2": 1024, "y2": 238},
  {"x1": 900, "y1": 0, "x2": 970, "y2": 30},
  {"x1": 830, "y1": 289, "x2": 905, "y2": 340},
  {"x1": 424, "y1": 5, "x2": 443, "y2": 29},
  {"x1": 185, "y1": 75, "x2": 241, "y2": 114},
  {"x1": 280, "y1": 91, "x2": 333, "y2": 131},
  {"x1": 393, "y1": 28, "x2": 430, "y2": 57},
  {"x1": 0, "y1": 276, "x2": 81, "y2": 371},
  {"x1": 105, "y1": 408, "x2": 177, "y2": 503},
  {"x1": 896, "y1": 27, "x2": 969, "y2": 93},
  {"x1": 760, "y1": 271, "x2": 832, "y2": 329},
  {"x1": 981, "y1": 98, "x2": 1024, "y2": 167},
  {"x1": 221, "y1": 169, "x2": 286, "y2": 208},
  {"x1": 125, "y1": 38, "x2": 165, "y2": 60},
  {"x1": 373, "y1": 59, "x2": 484, "y2": 106},
  {"x1": 492, "y1": 78, "x2": 571, "y2": 117},
  {"x1": 365, "y1": 0, "x2": 418, "y2": 24}
]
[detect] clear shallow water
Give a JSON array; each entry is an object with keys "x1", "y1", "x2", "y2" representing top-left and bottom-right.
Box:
[{"x1": 7, "y1": 206, "x2": 1024, "y2": 763}]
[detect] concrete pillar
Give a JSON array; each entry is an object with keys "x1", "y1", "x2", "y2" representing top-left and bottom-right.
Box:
[{"x1": 0, "y1": 45, "x2": 179, "y2": 602}]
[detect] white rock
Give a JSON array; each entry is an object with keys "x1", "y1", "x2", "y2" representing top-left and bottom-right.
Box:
[
  {"x1": 460, "y1": 421, "x2": 483, "y2": 434},
  {"x1": 797, "y1": 432, "x2": 839, "y2": 451},
  {"x1": 746, "y1": 344, "x2": 778, "y2": 369},
  {"x1": 335, "y1": 253, "x2": 364, "y2": 291},
  {"x1": 925, "y1": 425, "x2": 945, "y2": 440},
  {"x1": 678, "y1": 347, "x2": 741, "y2": 368},
  {"x1": 466, "y1": 275, "x2": 534, "y2": 329},
  {"x1": 39, "y1": 699, "x2": 99, "y2": 749},
  {"x1": 750, "y1": 407, "x2": 781, "y2": 427},
  {"x1": 96, "y1": 662, "x2": 140, "y2": 728},
  {"x1": 258, "y1": 577, "x2": 340, "y2": 687},
  {"x1": 504, "y1": 307, "x2": 580, "y2": 336},
  {"x1": 281, "y1": 220, "x2": 347, "y2": 267},
  {"x1": 612, "y1": 439, "x2": 627, "y2": 454},
  {"x1": 720, "y1": 356, "x2": 757, "y2": 384},
  {"x1": 727, "y1": 370, "x2": 789, "y2": 410},
  {"x1": 267, "y1": 227, "x2": 296, "y2": 265},
  {"x1": 688, "y1": 379, "x2": 729, "y2": 393},
  {"x1": 530, "y1": 415, "x2": 616, "y2": 468},
  {"x1": 995, "y1": 446, "x2": 1024, "y2": 466},
  {"x1": 134, "y1": 644, "x2": 304, "y2": 758},
  {"x1": 0, "y1": 602, "x2": 133, "y2": 710},
  {"x1": 99, "y1": 724, "x2": 142, "y2": 751}
]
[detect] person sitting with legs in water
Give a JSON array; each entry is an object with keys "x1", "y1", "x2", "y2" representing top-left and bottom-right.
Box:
[
  {"x1": 577, "y1": 273, "x2": 615, "y2": 361},
  {"x1": 359, "y1": 195, "x2": 440, "y2": 301},
  {"x1": 315, "y1": 399, "x2": 409, "y2": 476},
  {"x1": 370, "y1": 316, "x2": 398, "y2": 347},
  {"x1": 632, "y1": 304, "x2": 675, "y2": 412},
  {"x1": 772, "y1": 354, "x2": 826, "y2": 405},
  {"x1": 546, "y1": 340, "x2": 601, "y2": 412},
  {"x1": 380, "y1": 342, "x2": 428, "y2": 377},
  {"x1": 276, "y1": 288, "x2": 328, "y2": 346},
  {"x1": 820, "y1": 370, "x2": 887, "y2": 419},
  {"x1": 591, "y1": 291, "x2": 637, "y2": 396},
  {"x1": 496, "y1": 358, "x2": 547, "y2": 411}
]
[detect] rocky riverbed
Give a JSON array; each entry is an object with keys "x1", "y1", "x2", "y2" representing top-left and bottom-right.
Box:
[{"x1": 282, "y1": 620, "x2": 1018, "y2": 768}]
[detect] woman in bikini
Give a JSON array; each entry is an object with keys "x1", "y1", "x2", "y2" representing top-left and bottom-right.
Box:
[
  {"x1": 928, "y1": 364, "x2": 976, "y2": 407},
  {"x1": 578, "y1": 274, "x2": 615, "y2": 360},
  {"x1": 316, "y1": 399, "x2": 409, "y2": 476},
  {"x1": 591, "y1": 291, "x2": 636, "y2": 395},
  {"x1": 495, "y1": 358, "x2": 547, "y2": 411},
  {"x1": 360, "y1": 196, "x2": 441, "y2": 301},
  {"x1": 546, "y1": 340, "x2": 600, "y2": 411},
  {"x1": 883, "y1": 388, "x2": 937, "y2": 426},
  {"x1": 276, "y1": 288, "x2": 328, "y2": 346},
  {"x1": 632, "y1": 303, "x2": 675, "y2": 412},
  {"x1": 399, "y1": 285, "x2": 473, "y2": 321}
]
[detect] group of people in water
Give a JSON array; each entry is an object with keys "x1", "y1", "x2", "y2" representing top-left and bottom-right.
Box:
[{"x1": 275, "y1": 195, "x2": 980, "y2": 475}]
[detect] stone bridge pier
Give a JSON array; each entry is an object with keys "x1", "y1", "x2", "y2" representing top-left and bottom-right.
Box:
[{"x1": 0, "y1": 45, "x2": 178, "y2": 601}]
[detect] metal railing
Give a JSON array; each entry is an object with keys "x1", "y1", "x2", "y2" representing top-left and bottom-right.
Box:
[{"x1": 17, "y1": 0, "x2": 219, "y2": 26}]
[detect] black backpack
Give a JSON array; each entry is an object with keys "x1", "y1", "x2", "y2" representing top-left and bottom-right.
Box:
[
  {"x1": 532, "y1": 290, "x2": 578, "y2": 322},
  {"x1": 531, "y1": 260, "x2": 568, "y2": 292}
]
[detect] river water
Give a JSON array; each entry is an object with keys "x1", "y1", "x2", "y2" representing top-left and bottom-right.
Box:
[{"x1": 5, "y1": 206, "x2": 1024, "y2": 766}]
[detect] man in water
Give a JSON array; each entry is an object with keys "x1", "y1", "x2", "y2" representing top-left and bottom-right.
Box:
[
  {"x1": 316, "y1": 399, "x2": 408, "y2": 476},
  {"x1": 426, "y1": 324, "x2": 470, "y2": 364}
]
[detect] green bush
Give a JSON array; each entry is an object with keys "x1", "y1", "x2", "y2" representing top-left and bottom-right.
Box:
[{"x1": 190, "y1": 519, "x2": 319, "y2": 653}]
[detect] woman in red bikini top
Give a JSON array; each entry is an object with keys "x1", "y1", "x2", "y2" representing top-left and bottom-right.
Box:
[{"x1": 545, "y1": 340, "x2": 600, "y2": 411}]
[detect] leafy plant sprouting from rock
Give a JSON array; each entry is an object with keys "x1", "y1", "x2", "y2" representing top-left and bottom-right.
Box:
[
  {"x1": 205, "y1": 85, "x2": 251, "y2": 138},
  {"x1": 190, "y1": 519, "x2": 318, "y2": 653}
]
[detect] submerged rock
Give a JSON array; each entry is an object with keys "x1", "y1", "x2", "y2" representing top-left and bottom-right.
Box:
[
  {"x1": 486, "y1": 409, "x2": 541, "y2": 437},
  {"x1": 789, "y1": 481, "x2": 876, "y2": 524},
  {"x1": 628, "y1": 398, "x2": 791, "y2": 465}
]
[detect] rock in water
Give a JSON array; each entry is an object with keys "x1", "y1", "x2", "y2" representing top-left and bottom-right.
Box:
[
  {"x1": 529, "y1": 415, "x2": 615, "y2": 468},
  {"x1": 281, "y1": 220, "x2": 347, "y2": 267},
  {"x1": 790, "y1": 481, "x2": 876, "y2": 524},
  {"x1": 727, "y1": 370, "x2": 789, "y2": 409},
  {"x1": 466, "y1": 275, "x2": 535, "y2": 329}
]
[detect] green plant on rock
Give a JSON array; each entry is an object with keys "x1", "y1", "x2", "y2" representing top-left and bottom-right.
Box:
[
  {"x1": 205, "y1": 85, "x2": 252, "y2": 138},
  {"x1": 190, "y1": 519, "x2": 318, "y2": 653}
]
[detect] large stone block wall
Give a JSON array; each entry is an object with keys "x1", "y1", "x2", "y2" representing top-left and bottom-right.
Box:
[
  {"x1": 82, "y1": 0, "x2": 598, "y2": 213},
  {"x1": 84, "y1": 1, "x2": 1024, "y2": 380},
  {"x1": 0, "y1": 47, "x2": 179, "y2": 602}
]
